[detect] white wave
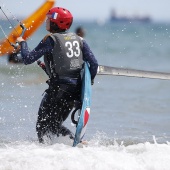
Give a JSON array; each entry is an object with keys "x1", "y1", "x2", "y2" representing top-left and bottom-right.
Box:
[{"x1": 0, "y1": 139, "x2": 170, "y2": 170}]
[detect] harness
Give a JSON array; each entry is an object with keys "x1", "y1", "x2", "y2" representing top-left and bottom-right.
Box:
[{"x1": 43, "y1": 32, "x2": 84, "y2": 80}]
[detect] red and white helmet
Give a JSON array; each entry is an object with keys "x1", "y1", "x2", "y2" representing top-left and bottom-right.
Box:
[{"x1": 46, "y1": 7, "x2": 73, "y2": 30}]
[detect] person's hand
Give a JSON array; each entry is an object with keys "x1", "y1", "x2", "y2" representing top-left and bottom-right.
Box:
[{"x1": 17, "y1": 37, "x2": 25, "y2": 43}]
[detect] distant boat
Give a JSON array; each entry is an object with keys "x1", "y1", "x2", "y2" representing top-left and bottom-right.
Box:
[{"x1": 110, "y1": 9, "x2": 151, "y2": 23}]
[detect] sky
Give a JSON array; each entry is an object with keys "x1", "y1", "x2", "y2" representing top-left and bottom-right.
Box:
[{"x1": 0, "y1": 0, "x2": 170, "y2": 22}]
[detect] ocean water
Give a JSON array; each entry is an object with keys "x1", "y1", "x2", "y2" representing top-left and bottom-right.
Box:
[{"x1": 0, "y1": 20, "x2": 170, "y2": 170}]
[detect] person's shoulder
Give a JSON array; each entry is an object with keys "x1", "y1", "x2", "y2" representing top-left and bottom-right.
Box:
[
  {"x1": 43, "y1": 34, "x2": 53, "y2": 43},
  {"x1": 69, "y1": 32, "x2": 84, "y2": 40},
  {"x1": 79, "y1": 37, "x2": 84, "y2": 41}
]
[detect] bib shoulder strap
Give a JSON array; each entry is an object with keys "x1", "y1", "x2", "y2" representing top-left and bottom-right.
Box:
[{"x1": 43, "y1": 34, "x2": 52, "y2": 43}]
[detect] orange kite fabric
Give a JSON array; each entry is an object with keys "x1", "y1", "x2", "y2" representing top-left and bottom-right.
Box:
[{"x1": 0, "y1": 0, "x2": 55, "y2": 56}]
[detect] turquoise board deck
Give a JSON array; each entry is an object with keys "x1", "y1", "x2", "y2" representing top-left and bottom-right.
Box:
[{"x1": 73, "y1": 62, "x2": 91, "y2": 147}]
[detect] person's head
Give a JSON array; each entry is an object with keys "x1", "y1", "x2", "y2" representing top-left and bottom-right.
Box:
[
  {"x1": 46, "y1": 7, "x2": 73, "y2": 33},
  {"x1": 75, "y1": 26, "x2": 85, "y2": 37}
]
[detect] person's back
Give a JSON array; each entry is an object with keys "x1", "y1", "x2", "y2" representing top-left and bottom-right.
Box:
[{"x1": 44, "y1": 32, "x2": 84, "y2": 79}]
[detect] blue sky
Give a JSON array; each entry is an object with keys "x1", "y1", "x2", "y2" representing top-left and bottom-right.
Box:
[{"x1": 1, "y1": 0, "x2": 170, "y2": 22}]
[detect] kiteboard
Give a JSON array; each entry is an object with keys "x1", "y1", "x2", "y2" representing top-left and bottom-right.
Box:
[{"x1": 73, "y1": 62, "x2": 91, "y2": 147}]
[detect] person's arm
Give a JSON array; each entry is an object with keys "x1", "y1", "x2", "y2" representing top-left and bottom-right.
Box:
[
  {"x1": 82, "y1": 40, "x2": 98, "y2": 82},
  {"x1": 17, "y1": 36, "x2": 54, "y2": 65}
]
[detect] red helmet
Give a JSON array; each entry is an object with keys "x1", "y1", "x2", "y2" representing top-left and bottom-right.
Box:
[{"x1": 46, "y1": 7, "x2": 73, "y2": 30}]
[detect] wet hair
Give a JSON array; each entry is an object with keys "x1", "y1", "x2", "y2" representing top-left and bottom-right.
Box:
[{"x1": 50, "y1": 22, "x2": 66, "y2": 33}]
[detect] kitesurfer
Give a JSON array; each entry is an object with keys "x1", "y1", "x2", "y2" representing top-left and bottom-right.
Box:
[
  {"x1": 17, "y1": 7, "x2": 98, "y2": 143},
  {"x1": 75, "y1": 26, "x2": 85, "y2": 38},
  {"x1": 8, "y1": 52, "x2": 23, "y2": 63},
  {"x1": 8, "y1": 49, "x2": 23, "y2": 64}
]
